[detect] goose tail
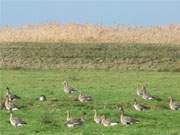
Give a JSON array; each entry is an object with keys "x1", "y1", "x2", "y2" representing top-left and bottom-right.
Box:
[
  {"x1": 110, "y1": 122, "x2": 118, "y2": 126},
  {"x1": 12, "y1": 108, "x2": 18, "y2": 111}
]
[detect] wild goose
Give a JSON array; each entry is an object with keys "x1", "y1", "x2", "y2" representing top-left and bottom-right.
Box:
[
  {"x1": 65, "y1": 111, "x2": 84, "y2": 127},
  {"x1": 5, "y1": 98, "x2": 18, "y2": 111},
  {"x1": 133, "y1": 99, "x2": 149, "y2": 111},
  {"x1": 119, "y1": 106, "x2": 139, "y2": 125},
  {"x1": 63, "y1": 81, "x2": 77, "y2": 94},
  {"x1": 136, "y1": 84, "x2": 145, "y2": 96},
  {"x1": 142, "y1": 89, "x2": 156, "y2": 100},
  {"x1": 39, "y1": 95, "x2": 46, "y2": 101},
  {"x1": 78, "y1": 91, "x2": 92, "y2": 103},
  {"x1": 10, "y1": 113, "x2": 26, "y2": 127},
  {"x1": 101, "y1": 115, "x2": 118, "y2": 127},
  {"x1": 5, "y1": 87, "x2": 20, "y2": 101},
  {"x1": 93, "y1": 109, "x2": 102, "y2": 124},
  {"x1": 169, "y1": 96, "x2": 180, "y2": 110}
]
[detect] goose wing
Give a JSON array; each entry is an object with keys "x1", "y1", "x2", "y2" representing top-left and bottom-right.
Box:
[
  {"x1": 173, "y1": 102, "x2": 180, "y2": 109},
  {"x1": 64, "y1": 86, "x2": 77, "y2": 93},
  {"x1": 13, "y1": 117, "x2": 26, "y2": 125},
  {"x1": 83, "y1": 95, "x2": 92, "y2": 101},
  {"x1": 12, "y1": 94, "x2": 21, "y2": 100},
  {"x1": 123, "y1": 116, "x2": 139, "y2": 124},
  {"x1": 139, "y1": 104, "x2": 149, "y2": 110},
  {"x1": 66, "y1": 118, "x2": 83, "y2": 126}
]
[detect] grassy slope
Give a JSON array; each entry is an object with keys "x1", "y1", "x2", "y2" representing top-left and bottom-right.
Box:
[
  {"x1": 0, "y1": 42, "x2": 180, "y2": 71},
  {"x1": 0, "y1": 69, "x2": 180, "y2": 135}
]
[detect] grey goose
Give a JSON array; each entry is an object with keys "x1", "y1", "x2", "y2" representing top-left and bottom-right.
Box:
[
  {"x1": 119, "y1": 106, "x2": 139, "y2": 125},
  {"x1": 10, "y1": 113, "x2": 26, "y2": 127},
  {"x1": 133, "y1": 99, "x2": 149, "y2": 111},
  {"x1": 78, "y1": 91, "x2": 92, "y2": 103},
  {"x1": 65, "y1": 111, "x2": 84, "y2": 127},
  {"x1": 169, "y1": 96, "x2": 180, "y2": 110},
  {"x1": 63, "y1": 81, "x2": 77, "y2": 94},
  {"x1": 93, "y1": 109, "x2": 103, "y2": 124},
  {"x1": 5, "y1": 87, "x2": 20, "y2": 101},
  {"x1": 5, "y1": 98, "x2": 18, "y2": 111},
  {"x1": 101, "y1": 115, "x2": 118, "y2": 127}
]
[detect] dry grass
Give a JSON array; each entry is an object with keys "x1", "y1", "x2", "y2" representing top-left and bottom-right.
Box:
[
  {"x1": 0, "y1": 23, "x2": 180, "y2": 44},
  {"x1": 1, "y1": 42, "x2": 180, "y2": 71}
]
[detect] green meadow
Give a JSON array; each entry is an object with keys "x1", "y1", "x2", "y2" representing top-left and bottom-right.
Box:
[{"x1": 0, "y1": 69, "x2": 180, "y2": 135}]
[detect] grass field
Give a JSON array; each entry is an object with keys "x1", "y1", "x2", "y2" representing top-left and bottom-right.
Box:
[
  {"x1": 0, "y1": 69, "x2": 180, "y2": 135},
  {"x1": 1, "y1": 42, "x2": 180, "y2": 71}
]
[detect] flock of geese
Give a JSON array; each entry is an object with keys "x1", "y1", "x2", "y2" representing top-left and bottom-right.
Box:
[{"x1": 0, "y1": 81, "x2": 180, "y2": 128}]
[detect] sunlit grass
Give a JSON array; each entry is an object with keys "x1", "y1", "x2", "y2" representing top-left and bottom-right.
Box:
[{"x1": 0, "y1": 69, "x2": 180, "y2": 135}]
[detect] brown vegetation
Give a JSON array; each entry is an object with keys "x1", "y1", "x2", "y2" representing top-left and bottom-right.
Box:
[
  {"x1": 0, "y1": 23, "x2": 180, "y2": 44},
  {"x1": 1, "y1": 42, "x2": 180, "y2": 71}
]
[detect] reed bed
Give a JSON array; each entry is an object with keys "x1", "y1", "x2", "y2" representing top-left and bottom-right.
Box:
[{"x1": 0, "y1": 23, "x2": 180, "y2": 44}]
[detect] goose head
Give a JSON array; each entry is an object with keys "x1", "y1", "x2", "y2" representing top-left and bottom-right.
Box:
[
  {"x1": 142, "y1": 85, "x2": 146, "y2": 90},
  {"x1": 119, "y1": 106, "x2": 125, "y2": 118},
  {"x1": 137, "y1": 83, "x2": 143, "y2": 89},
  {"x1": 101, "y1": 115, "x2": 106, "y2": 120},
  {"x1": 6, "y1": 87, "x2": 10, "y2": 91},
  {"x1": 63, "y1": 81, "x2": 68, "y2": 86},
  {"x1": 117, "y1": 104, "x2": 123, "y2": 112},
  {"x1": 134, "y1": 99, "x2": 137, "y2": 105},
  {"x1": 79, "y1": 91, "x2": 84, "y2": 96},
  {"x1": 5, "y1": 87, "x2": 10, "y2": 96},
  {"x1": 168, "y1": 96, "x2": 173, "y2": 103},
  {"x1": 93, "y1": 109, "x2": 97, "y2": 113}
]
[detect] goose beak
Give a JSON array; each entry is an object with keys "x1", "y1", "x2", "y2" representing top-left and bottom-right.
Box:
[{"x1": 168, "y1": 96, "x2": 172, "y2": 99}]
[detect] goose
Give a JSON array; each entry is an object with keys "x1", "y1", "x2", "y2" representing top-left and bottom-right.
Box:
[
  {"x1": 39, "y1": 95, "x2": 46, "y2": 101},
  {"x1": 140, "y1": 87, "x2": 161, "y2": 101},
  {"x1": 10, "y1": 113, "x2": 26, "y2": 127},
  {"x1": 63, "y1": 81, "x2": 77, "y2": 94},
  {"x1": 5, "y1": 87, "x2": 20, "y2": 101},
  {"x1": 101, "y1": 115, "x2": 118, "y2": 127},
  {"x1": 5, "y1": 98, "x2": 18, "y2": 111},
  {"x1": 136, "y1": 84, "x2": 145, "y2": 96},
  {"x1": 133, "y1": 99, "x2": 149, "y2": 111},
  {"x1": 93, "y1": 109, "x2": 102, "y2": 124},
  {"x1": 142, "y1": 89, "x2": 155, "y2": 100},
  {"x1": 169, "y1": 96, "x2": 180, "y2": 110},
  {"x1": 65, "y1": 111, "x2": 84, "y2": 127},
  {"x1": 120, "y1": 106, "x2": 139, "y2": 125},
  {"x1": 78, "y1": 91, "x2": 92, "y2": 103}
]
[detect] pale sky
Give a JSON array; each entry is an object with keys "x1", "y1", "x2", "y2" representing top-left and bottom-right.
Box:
[{"x1": 1, "y1": 0, "x2": 180, "y2": 27}]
